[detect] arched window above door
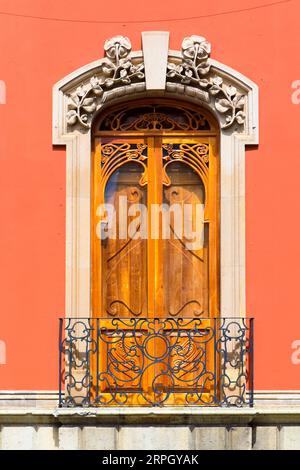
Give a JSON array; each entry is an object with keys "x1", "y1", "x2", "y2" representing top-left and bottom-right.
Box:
[{"x1": 95, "y1": 101, "x2": 217, "y2": 132}]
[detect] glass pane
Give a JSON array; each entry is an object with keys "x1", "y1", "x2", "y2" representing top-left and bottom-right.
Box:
[
  {"x1": 163, "y1": 161, "x2": 208, "y2": 317},
  {"x1": 102, "y1": 162, "x2": 147, "y2": 317}
]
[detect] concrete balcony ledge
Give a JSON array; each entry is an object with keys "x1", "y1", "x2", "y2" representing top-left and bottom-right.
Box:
[
  {"x1": 1, "y1": 405, "x2": 300, "y2": 426},
  {"x1": 1, "y1": 396, "x2": 300, "y2": 449},
  {"x1": 0, "y1": 391, "x2": 300, "y2": 426}
]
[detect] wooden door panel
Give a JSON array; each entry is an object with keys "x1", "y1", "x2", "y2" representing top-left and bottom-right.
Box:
[
  {"x1": 103, "y1": 182, "x2": 147, "y2": 317},
  {"x1": 161, "y1": 138, "x2": 219, "y2": 320},
  {"x1": 162, "y1": 162, "x2": 208, "y2": 318},
  {"x1": 92, "y1": 138, "x2": 148, "y2": 318}
]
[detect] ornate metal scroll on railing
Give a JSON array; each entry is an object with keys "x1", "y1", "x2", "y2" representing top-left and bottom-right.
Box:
[{"x1": 59, "y1": 317, "x2": 253, "y2": 407}]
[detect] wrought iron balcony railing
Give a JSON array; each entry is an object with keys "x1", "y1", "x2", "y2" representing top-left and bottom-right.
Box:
[{"x1": 59, "y1": 317, "x2": 253, "y2": 407}]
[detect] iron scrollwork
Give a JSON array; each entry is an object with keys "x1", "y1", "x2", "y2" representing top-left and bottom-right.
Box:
[{"x1": 59, "y1": 317, "x2": 254, "y2": 407}]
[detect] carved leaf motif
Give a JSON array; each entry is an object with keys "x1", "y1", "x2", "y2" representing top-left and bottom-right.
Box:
[
  {"x1": 169, "y1": 63, "x2": 183, "y2": 72},
  {"x1": 92, "y1": 88, "x2": 103, "y2": 96},
  {"x1": 235, "y1": 111, "x2": 246, "y2": 124},
  {"x1": 82, "y1": 98, "x2": 94, "y2": 106},
  {"x1": 130, "y1": 63, "x2": 144, "y2": 74},
  {"x1": 185, "y1": 69, "x2": 193, "y2": 78},
  {"x1": 75, "y1": 85, "x2": 86, "y2": 97},
  {"x1": 89, "y1": 76, "x2": 104, "y2": 97},
  {"x1": 183, "y1": 58, "x2": 194, "y2": 66},
  {"x1": 101, "y1": 63, "x2": 114, "y2": 76},
  {"x1": 209, "y1": 85, "x2": 221, "y2": 96},
  {"x1": 215, "y1": 98, "x2": 232, "y2": 113},
  {"x1": 104, "y1": 78, "x2": 114, "y2": 88},
  {"x1": 68, "y1": 97, "x2": 79, "y2": 109},
  {"x1": 119, "y1": 59, "x2": 132, "y2": 68},
  {"x1": 233, "y1": 95, "x2": 245, "y2": 109},
  {"x1": 82, "y1": 103, "x2": 97, "y2": 113},
  {"x1": 66, "y1": 110, "x2": 77, "y2": 125},
  {"x1": 197, "y1": 62, "x2": 210, "y2": 75},
  {"x1": 167, "y1": 70, "x2": 176, "y2": 78},
  {"x1": 212, "y1": 76, "x2": 223, "y2": 86},
  {"x1": 225, "y1": 85, "x2": 237, "y2": 97},
  {"x1": 198, "y1": 79, "x2": 209, "y2": 88}
]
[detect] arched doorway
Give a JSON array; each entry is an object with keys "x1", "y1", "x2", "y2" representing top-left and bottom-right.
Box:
[
  {"x1": 90, "y1": 99, "x2": 220, "y2": 405},
  {"x1": 55, "y1": 32, "x2": 257, "y2": 407}
]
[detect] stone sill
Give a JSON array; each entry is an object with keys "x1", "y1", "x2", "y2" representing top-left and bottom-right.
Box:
[{"x1": 1, "y1": 406, "x2": 300, "y2": 426}]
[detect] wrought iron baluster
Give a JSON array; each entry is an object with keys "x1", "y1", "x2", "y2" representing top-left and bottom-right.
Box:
[{"x1": 59, "y1": 317, "x2": 254, "y2": 408}]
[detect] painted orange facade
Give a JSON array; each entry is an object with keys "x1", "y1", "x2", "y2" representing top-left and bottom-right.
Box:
[{"x1": 0, "y1": 0, "x2": 299, "y2": 392}]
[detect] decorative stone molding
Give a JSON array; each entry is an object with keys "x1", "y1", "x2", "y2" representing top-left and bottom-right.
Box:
[
  {"x1": 53, "y1": 31, "x2": 259, "y2": 319},
  {"x1": 66, "y1": 36, "x2": 144, "y2": 128},
  {"x1": 167, "y1": 35, "x2": 246, "y2": 129},
  {"x1": 64, "y1": 34, "x2": 246, "y2": 132}
]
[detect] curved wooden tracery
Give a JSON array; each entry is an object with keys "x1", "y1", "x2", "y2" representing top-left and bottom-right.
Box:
[
  {"x1": 97, "y1": 103, "x2": 214, "y2": 132},
  {"x1": 100, "y1": 142, "x2": 148, "y2": 187},
  {"x1": 162, "y1": 142, "x2": 209, "y2": 192}
]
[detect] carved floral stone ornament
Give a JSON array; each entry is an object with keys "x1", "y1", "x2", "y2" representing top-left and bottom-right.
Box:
[
  {"x1": 167, "y1": 35, "x2": 245, "y2": 129},
  {"x1": 66, "y1": 36, "x2": 145, "y2": 128},
  {"x1": 66, "y1": 34, "x2": 246, "y2": 130}
]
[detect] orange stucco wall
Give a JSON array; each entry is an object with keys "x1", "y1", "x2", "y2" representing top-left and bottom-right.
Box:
[{"x1": 0, "y1": 0, "x2": 299, "y2": 390}]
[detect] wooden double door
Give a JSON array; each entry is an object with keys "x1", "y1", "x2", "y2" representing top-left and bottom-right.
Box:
[
  {"x1": 91, "y1": 102, "x2": 219, "y2": 404},
  {"x1": 93, "y1": 135, "x2": 219, "y2": 319}
]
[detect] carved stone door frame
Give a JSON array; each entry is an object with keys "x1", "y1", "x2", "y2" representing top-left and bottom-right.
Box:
[{"x1": 52, "y1": 31, "x2": 259, "y2": 319}]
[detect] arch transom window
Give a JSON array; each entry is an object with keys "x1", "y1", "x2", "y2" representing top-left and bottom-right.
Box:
[{"x1": 97, "y1": 102, "x2": 215, "y2": 132}]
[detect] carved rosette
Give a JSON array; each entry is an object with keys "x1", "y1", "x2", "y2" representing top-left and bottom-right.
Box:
[
  {"x1": 66, "y1": 35, "x2": 246, "y2": 131},
  {"x1": 66, "y1": 36, "x2": 145, "y2": 128},
  {"x1": 167, "y1": 36, "x2": 246, "y2": 129}
]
